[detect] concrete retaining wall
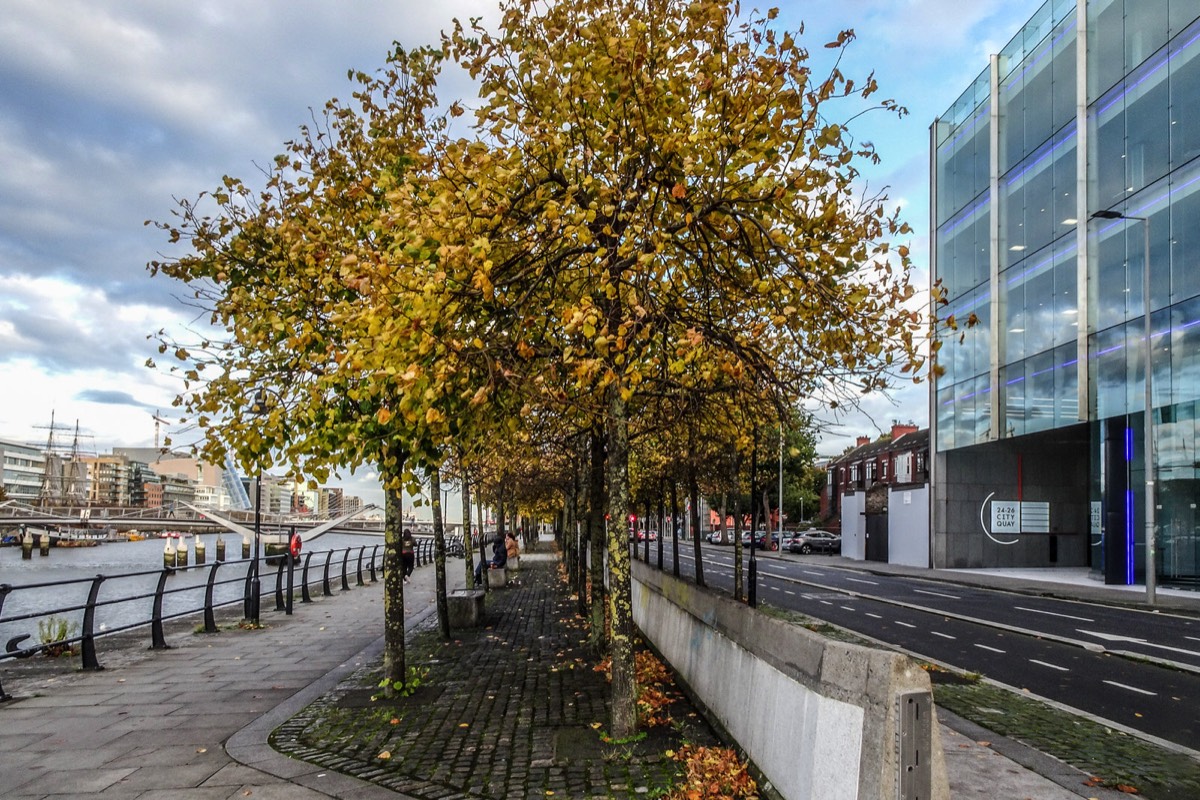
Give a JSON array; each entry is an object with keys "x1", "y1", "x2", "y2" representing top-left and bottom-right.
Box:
[{"x1": 632, "y1": 561, "x2": 948, "y2": 800}]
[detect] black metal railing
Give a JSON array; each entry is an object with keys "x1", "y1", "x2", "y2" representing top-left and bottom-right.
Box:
[{"x1": 0, "y1": 534, "x2": 464, "y2": 701}]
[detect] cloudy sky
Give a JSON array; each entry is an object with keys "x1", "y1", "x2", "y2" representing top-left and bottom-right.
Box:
[{"x1": 0, "y1": 0, "x2": 1045, "y2": 512}]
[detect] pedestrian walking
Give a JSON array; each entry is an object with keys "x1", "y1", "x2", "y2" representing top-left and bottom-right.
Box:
[{"x1": 401, "y1": 530, "x2": 416, "y2": 582}]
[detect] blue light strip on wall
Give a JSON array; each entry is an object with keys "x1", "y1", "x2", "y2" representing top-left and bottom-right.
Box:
[
  {"x1": 1125, "y1": 422, "x2": 1135, "y2": 586},
  {"x1": 1125, "y1": 487, "x2": 1135, "y2": 585}
]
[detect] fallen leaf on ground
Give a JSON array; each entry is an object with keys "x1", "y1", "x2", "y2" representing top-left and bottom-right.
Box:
[{"x1": 377, "y1": 751, "x2": 391, "y2": 760}]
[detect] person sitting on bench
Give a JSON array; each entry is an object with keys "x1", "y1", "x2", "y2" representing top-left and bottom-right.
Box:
[{"x1": 474, "y1": 533, "x2": 507, "y2": 586}]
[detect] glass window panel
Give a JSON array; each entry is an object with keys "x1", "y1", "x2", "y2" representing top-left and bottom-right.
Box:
[
  {"x1": 1126, "y1": 0, "x2": 1170, "y2": 71},
  {"x1": 1055, "y1": 342, "x2": 1080, "y2": 426},
  {"x1": 954, "y1": 381, "x2": 976, "y2": 448},
  {"x1": 1025, "y1": 350, "x2": 1056, "y2": 432},
  {"x1": 937, "y1": 385, "x2": 955, "y2": 451},
  {"x1": 1090, "y1": 0, "x2": 1126, "y2": 101},
  {"x1": 1003, "y1": 363, "x2": 1027, "y2": 437},
  {"x1": 1054, "y1": 126, "x2": 1078, "y2": 232},
  {"x1": 1126, "y1": 318, "x2": 1148, "y2": 415},
  {"x1": 1171, "y1": 296, "x2": 1200, "y2": 406},
  {"x1": 1170, "y1": 1, "x2": 1200, "y2": 38},
  {"x1": 1124, "y1": 51, "x2": 1172, "y2": 195},
  {"x1": 1003, "y1": 274, "x2": 1027, "y2": 364},
  {"x1": 974, "y1": 374, "x2": 993, "y2": 442},
  {"x1": 1168, "y1": 165, "x2": 1200, "y2": 304},
  {"x1": 1169, "y1": 20, "x2": 1200, "y2": 168},
  {"x1": 1094, "y1": 215, "x2": 1133, "y2": 330},
  {"x1": 1051, "y1": 17, "x2": 1077, "y2": 134},
  {"x1": 1093, "y1": 85, "x2": 1129, "y2": 211},
  {"x1": 1095, "y1": 324, "x2": 1129, "y2": 419},
  {"x1": 1053, "y1": 239, "x2": 1080, "y2": 348}
]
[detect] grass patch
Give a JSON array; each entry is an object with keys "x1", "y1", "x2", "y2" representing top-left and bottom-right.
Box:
[{"x1": 933, "y1": 678, "x2": 1200, "y2": 800}]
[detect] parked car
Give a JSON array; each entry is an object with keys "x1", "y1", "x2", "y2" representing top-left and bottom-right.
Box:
[
  {"x1": 789, "y1": 529, "x2": 841, "y2": 555},
  {"x1": 708, "y1": 530, "x2": 724, "y2": 544},
  {"x1": 740, "y1": 530, "x2": 779, "y2": 551}
]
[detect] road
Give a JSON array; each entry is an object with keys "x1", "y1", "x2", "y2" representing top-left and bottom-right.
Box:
[{"x1": 651, "y1": 544, "x2": 1200, "y2": 753}]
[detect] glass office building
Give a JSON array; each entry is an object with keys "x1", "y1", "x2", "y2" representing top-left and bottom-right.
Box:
[{"x1": 931, "y1": 0, "x2": 1200, "y2": 587}]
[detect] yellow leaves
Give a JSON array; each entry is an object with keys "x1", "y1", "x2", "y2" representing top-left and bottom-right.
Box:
[
  {"x1": 424, "y1": 407, "x2": 445, "y2": 425},
  {"x1": 377, "y1": 750, "x2": 391, "y2": 760},
  {"x1": 376, "y1": 407, "x2": 393, "y2": 425},
  {"x1": 670, "y1": 183, "x2": 687, "y2": 199}
]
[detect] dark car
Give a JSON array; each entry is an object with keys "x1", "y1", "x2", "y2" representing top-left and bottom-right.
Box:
[
  {"x1": 740, "y1": 529, "x2": 779, "y2": 551},
  {"x1": 789, "y1": 529, "x2": 841, "y2": 555}
]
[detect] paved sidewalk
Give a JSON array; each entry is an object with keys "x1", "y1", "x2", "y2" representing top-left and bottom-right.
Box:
[
  {"x1": 0, "y1": 539, "x2": 1137, "y2": 799},
  {"x1": 0, "y1": 552, "x2": 441, "y2": 799}
]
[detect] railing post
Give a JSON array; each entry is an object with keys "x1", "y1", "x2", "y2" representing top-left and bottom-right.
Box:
[
  {"x1": 340, "y1": 548, "x2": 351, "y2": 591},
  {"x1": 322, "y1": 550, "x2": 334, "y2": 596},
  {"x1": 285, "y1": 552, "x2": 295, "y2": 615},
  {"x1": 203, "y1": 562, "x2": 222, "y2": 633},
  {"x1": 0, "y1": 584, "x2": 10, "y2": 702},
  {"x1": 274, "y1": 558, "x2": 286, "y2": 611},
  {"x1": 81, "y1": 574, "x2": 107, "y2": 670},
  {"x1": 150, "y1": 568, "x2": 171, "y2": 649},
  {"x1": 300, "y1": 551, "x2": 314, "y2": 603},
  {"x1": 356, "y1": 546, "x2": 365, "y2": 587},
  {"x1": 243, "y1": 558, "x2": 254, "y2": 619},
  {"x1": 369, "y1": 545, "x2": 379, "y2": 582}
]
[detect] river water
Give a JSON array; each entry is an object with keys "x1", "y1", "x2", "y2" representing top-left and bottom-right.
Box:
[{"x1": 0, "y1": 532, "x2": 384, "y2": 652}]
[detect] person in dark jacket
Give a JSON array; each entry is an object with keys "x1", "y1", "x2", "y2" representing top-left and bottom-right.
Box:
[
  {"x1": 400, "y1": 530, "x2": 416, "y2": 582},
  {"x1": 473, "y1": 533, "x2": 507, "y2": 586}
]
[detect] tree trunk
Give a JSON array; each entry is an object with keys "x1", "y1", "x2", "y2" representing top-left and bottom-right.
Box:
[
  {"x1": 382, "y1": 466, "x2": 406, "y2": 695},
  {"x1": 461, "y1": 473, "x2": 474, "y2": 589},
  {"x1": 605, "y1": 386, "x2": 637, "y2": 739},
  {"x1": 670, "y1": 479, "x2": 680, "y2": 578},
  {"x1": 587, "y1": 425, "x2": 607, "y2": 649},
  {"x1": 688, "y1": 421, "x2": 704, "y2": 587},
  {"x1": 430, "y1": 466, "x2": 450, "y2": 639}
]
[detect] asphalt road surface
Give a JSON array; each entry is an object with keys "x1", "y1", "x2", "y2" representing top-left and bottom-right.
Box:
[{"x1": 653, "y1": 544, "x2": 1200, "y2": 753}]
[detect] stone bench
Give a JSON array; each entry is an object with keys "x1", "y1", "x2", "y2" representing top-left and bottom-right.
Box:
[
  {"x1": 448, "y1": 589, "x2": 486, "y2": 628},
  {"x1": 486, "y1": 566, "x2": 508, "y2": 588},
  {"x1": 507, "y1": 554, "x2": 520, "y2": 572}
]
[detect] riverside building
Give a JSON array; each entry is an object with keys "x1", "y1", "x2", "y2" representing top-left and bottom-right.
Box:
[{"x1": 931, "y1": 0, "x2": 1200, "y2": 588}]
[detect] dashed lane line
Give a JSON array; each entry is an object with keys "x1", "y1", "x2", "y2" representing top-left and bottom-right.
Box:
[
  {"x1": 1103, "y1": 680, "x2": 1157, "y2": 696},
  {"x1": 866, "y1": 613, "x2": 883, "y2": 619},
  {"x1": 840, "y1": 606, "x2": 856, "y2": 612},
  {"x1": 802, "y1": 570, "x2": 825, "y2": 577},
  {"x1": 895, "y1": 621, "x2": 917, "y2": 629},
  {"x1": 931, "y1": 631, "x2": 956, "y2": 640},
  {"x1": 1014, "y1": 606, "x2": 1095, "y2": 623},
  {"x1": 974, "y1": 644, "x2": 1006, "y2": 654},
  {"x1": 913, "y1": 588, "x2": 961, "y2": 600},
  {"x1": 846, "y1": 577, "x2": 879, "y2": 586},
  {"x1": 1030, "y1": 659, "x2": 1070, "y2": 672}
]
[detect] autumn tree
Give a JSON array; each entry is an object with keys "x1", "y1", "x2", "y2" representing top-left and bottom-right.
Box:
[{"x1": 441, "y1": 0, "x2": 922, "y2": 736}]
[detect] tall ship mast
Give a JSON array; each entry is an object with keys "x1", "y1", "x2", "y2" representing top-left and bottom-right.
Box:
[{"x1": 36, "y1": 411, "x2": 92, "y2": 507}]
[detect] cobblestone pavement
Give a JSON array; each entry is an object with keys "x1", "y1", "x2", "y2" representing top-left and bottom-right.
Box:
[{"x1": 273, "y1": 552, "x2": 722, "y2": 800}]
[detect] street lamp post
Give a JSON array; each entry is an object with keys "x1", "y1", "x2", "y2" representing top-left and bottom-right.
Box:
[{"x1": 1092, "y1": 210, "x2": 1156, "y2": 604}]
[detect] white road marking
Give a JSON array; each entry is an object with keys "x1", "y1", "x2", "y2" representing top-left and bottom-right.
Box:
[
  {"x1": 931, "y1": 631, "x2": 956, "y2": 640},
  {"x1": 974, "y1": 644, "x2": 1006, "y2": 654},
  {"x1": 819, "y1": 600, "x2": 832, "y2": 606},
  {"x1": 895, "y1": 621, "x2": 917, "y2": 629},
  {"x1": 784, "y1": 590, "x2": 796, "y2": 596},
  {"x1": 802, "y1": 570, "x2": 824, "y2": 577},
  {"x1": 866, "y1": 613, "x2": 883, "y2": 619},
  {"x1": 840, "y1": 606, "x2": 856, "y2": 612},
  {"x1": 1015, "y1": 606, "x2": 1094, "y2": 622},
  {"x1": 1103, "y1": 680, "x2": 1157, "y2": 696},
  {"x1": 846, "y1": 577, "x2": 879, "y2": 586},
  {"x1": 1029, "y1": 659, "x2": 1069, "y2": 672},
  {"x1": 913, "y1": 589, "x2": 961, "y2": 600},
  {"x1": 1077, "y1": 630, "x2": 1200, "y2": 658}
]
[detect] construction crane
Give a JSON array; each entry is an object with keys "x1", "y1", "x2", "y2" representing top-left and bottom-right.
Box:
[{"x1": 151, "y1": 410, "x2": 171, "y2": 451}]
